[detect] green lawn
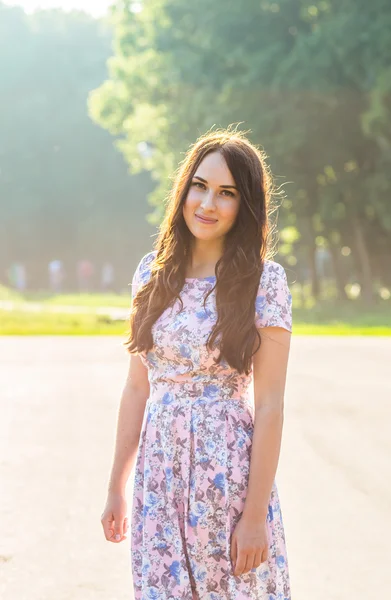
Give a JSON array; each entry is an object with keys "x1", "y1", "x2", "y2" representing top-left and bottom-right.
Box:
[
  {"x1": 0, "y1": 285, "x2": 390, "y2": 335},
  {"x1": 0, "y1": 310, "x2": 131, "y2": 335},
  {"x1": 0, "y1": 284, "x2": 132, "y2": 308}
]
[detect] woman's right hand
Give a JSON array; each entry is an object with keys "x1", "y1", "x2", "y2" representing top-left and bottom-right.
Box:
[{"x1": 101, "y1": 491, "x2": 128, "y2": 543}]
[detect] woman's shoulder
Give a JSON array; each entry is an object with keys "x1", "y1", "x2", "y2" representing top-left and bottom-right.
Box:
[
  {"x1": 132, "y1": 250, "x2": 157, "y2": 288},
  {"x1": 136, "y1": 250, "x2": 157, "y2": 280},
  {"x1": 138, "y1": 249, "x2": 157, "y2": 273},
  {"x1": 259, "y1": 259, "x2": 288, "y2": 289},
  {"x1": 255, "y1": 259, "x2": 292, "y2": 331}
]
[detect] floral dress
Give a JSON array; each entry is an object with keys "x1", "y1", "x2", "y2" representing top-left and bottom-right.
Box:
[{"x1": 130, "y1": 250, "x2": 292, "y2": 600}]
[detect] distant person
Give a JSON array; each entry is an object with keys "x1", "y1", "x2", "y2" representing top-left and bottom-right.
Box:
[
  {"x1": 77, "y1": 259, "x2": 94, "y2": 292},
  {"x1": 48, "y1": 259, "x2": 64, "y2": 293},
  {"x1": 101, "y1": 261, "x2": 114, "y2": 292},
  {"x1": 100, "y1": 129, "x2": 293, "y2": 599},
  {"x1": 7, "y1": 262, "x2": 26, "y2": 291}
]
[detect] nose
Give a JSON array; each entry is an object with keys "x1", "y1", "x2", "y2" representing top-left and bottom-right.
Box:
[{"x1": 200, "y1": 189, "x2": 217, "y2": 210}]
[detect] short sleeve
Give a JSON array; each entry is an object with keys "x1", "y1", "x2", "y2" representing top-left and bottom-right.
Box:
[
  {"x1": 255, "y1": 260, "x2": 292, "y2": 332},
  {"x1": 131, "y1": 250, "x2": 156, "y2": 299}
]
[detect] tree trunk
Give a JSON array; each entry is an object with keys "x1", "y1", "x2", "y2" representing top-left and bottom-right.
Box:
[
  {"x1": 351, "y1": 212, "x2": 374, "y2": 304},
  {"x1": 328, "y1": 244, "x2": 348, "y2": 301},
  {"x1": 308, "y1": 239, "x2": 320, "y2": 300}
]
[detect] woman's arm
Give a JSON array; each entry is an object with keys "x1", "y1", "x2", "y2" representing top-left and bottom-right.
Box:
[
  {"x1": 231, "y1": 326, "x2": 291, "y2": 575},
  {"x1": 107, "y1": 354, "x2": 150, "y2": 493},
  {"x1": 242, "y1": 327, "x2": 291, "y2": 521},
  {"x1": 101, "y1": 354, "x2": 150, "y2": 543}
]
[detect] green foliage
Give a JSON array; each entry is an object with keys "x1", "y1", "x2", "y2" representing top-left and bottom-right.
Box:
[
  {"x1": 1, "y1": 1, "x2": 390, "y2": 306},
  {"x1": 89, "y1": 0, "x2": 391, "y2": 304}
]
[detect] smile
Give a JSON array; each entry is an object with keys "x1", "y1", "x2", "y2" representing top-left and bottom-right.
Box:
[{"x1": 195, "y1": 214, "x2": 218, "y2": 224}]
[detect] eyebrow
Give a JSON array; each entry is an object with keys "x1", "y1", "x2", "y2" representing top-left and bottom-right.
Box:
[{"x1": 193, "y1": 175, "x2": 238, "y2": 190}]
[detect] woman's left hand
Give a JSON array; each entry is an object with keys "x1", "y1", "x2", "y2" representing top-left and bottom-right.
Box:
[{"x1": 230, "y1": 516, "x2": 269, "y2": 576}]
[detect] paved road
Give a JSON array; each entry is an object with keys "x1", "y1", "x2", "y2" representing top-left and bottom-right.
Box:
[{"x1": 0, "y1": 336, "x2": 390, "y2": 599}]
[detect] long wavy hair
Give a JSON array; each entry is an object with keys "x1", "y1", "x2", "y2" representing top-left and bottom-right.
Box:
[{"x1": 125, "y1": 127, "x2": 280, "y2": 374}]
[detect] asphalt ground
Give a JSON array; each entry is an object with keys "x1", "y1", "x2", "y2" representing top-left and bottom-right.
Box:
[{"x1": 1, "y1": 336, "x2": 390, "y2": 599}]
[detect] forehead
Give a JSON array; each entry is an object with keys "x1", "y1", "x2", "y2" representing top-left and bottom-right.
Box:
[{"x1": 194, "y1": 151, "x2": 235, "y2": 185}]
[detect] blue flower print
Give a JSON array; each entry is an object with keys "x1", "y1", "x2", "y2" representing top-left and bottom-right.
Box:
[
  {"x1": 144, "y1": 586, "x2": 160, "y2": 600},
  {"x1": 141, "y1": 557, "x2": 151, "y2": 576},
  {"x1": 193, "y1": 501, "x2": 207, "y2": 516},
  {"x1": 215, "y1": 446, "x2": 227, "y2": 466},
  {"x1": 179, "y1": 344, "x2": 192, "y2": 358},
  {"x1": 188, "y1": 512, "x2": 200, "y2": 527},
  {"x1": 203, "y1": 384, "x2": 220, "y2": 400},
  {"x1": 276, "y1": 555, "x2": 285, "y2": 569},
  {"x1": 195, "y1": 308, "x2": 210, "y2": 321},
  {"x1": 169, "y1": 560, "x2": 181, "y2": 585},
  {"x1": 258, "y1": 567, "x2": 270, "y2": 582},
  {"x1": 205, "y1": 593, "x2": 222, "y2": 600},
  {"x1": 145, "y1": 351, "x2": 158, "y2": 368},
  {"x1": 190, "y1": 410, "x2": 202, "y2": 433},
  {"x1": 216, "y1": 530, "x2": 226, "y2": 545},
  {"x1": 205, "y1": 439, "x2": 216, "y2": 454},
  {"x1": 156, "y1": 540, "x2": 169, "y2": 550},
  {"x1": 143, "y1": 491, "x2": 159, "y2": 516},
  {"x1": 255, "y1": 294, "x2": 267, "y2": 319},
  {"x1": 193, "y1": 396, "x2": 207, "y2": 408},
  {"x1": 140, "y1": 271, "x2": 151, "y2": 285},
  {"x1": 199, "y1": 454, "x2": 209, "y2": 466},
  {"x1": 194, "y1": 565, "x2": 207, "y2": 583},
  {"x1": 163, "y1": 524, "x2": 174, "y2": 540},
  {"x1": 162, "y1": 392, "x2": 174, "y2": 405},
  {"x1": 188, "y1": 501, "x2": 207, "y2": 526},
  {"x1": 165, "y1": 467, "x2": 174, "y2": 491},
  {"x1": 236, "y1": 430, "x2": 246, "y2": 449},
  {"x1": 213, "y1": 472, "x2": 226, "y2": 495},
  {"x1": 268, "y1": 504, "x2": 274, "y2": 522}
]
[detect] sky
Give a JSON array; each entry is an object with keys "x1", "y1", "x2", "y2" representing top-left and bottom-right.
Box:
[{"x1": 2, "y1": 0, "x2": 115, "y2": 17}]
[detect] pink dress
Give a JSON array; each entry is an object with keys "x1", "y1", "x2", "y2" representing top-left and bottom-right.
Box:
[{"x1": 130, "y1": 250, "x2": 292, "y2": 600}]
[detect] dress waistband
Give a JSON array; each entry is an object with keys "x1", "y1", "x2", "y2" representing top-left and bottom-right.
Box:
[{"x1": 148, "y1": 379, "x2": 249, "y2": 404}]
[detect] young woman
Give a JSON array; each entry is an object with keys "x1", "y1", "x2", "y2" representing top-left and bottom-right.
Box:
[{"x1": 101, "y1": 129, "x2": 293, "y2": 599}]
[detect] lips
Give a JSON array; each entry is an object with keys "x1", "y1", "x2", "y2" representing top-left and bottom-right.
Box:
[{"x1": 195, "y1": 214, "x2": 218, "y2": 224}]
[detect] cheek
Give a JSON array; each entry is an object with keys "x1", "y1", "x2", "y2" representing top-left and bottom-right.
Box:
[
  {"x1": 219, "y1": 199, "x2": 240, "y2": 223},
  {"x1": 184, "y1": 190, "x2": 200, "y2": 210},
  {"x1": 183, "y1": 192, "x2": 199, "y2": 220}
]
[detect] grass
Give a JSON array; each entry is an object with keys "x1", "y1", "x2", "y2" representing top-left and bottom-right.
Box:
[
  {"x1": 0, "y1": 310, "x2": 131, "y2": 336},
  {"x1": 0, "y1": 284, "x2": 132, "y2": 308},
  {"x1": 0, "y1": 284, "x2": 390, "y2": 336}
]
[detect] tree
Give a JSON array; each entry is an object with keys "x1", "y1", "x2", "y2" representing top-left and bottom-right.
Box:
[{"x1": 90, "y1": 0, "x2": 391, "y2": 300}]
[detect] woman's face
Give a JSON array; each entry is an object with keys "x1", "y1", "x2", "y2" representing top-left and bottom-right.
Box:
[{"x1": 182, "y1": 151, "x2": 240, "y2": 242}]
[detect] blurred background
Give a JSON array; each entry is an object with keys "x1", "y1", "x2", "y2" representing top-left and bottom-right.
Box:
[
  {"x1": 1, "y1": 0, "x2": 390, "y2": 334},
  {"x1": 1, "y1": 1, "x2": 390, "y2": 600}
]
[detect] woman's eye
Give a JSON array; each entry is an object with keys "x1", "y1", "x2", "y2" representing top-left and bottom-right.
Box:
[{"x1": 192, "y1": 182, "x2": 234, "y2": 197}]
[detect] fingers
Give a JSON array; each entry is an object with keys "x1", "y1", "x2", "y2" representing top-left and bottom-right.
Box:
[
  {"x1": 243, "y1": 552, "x2": 255, "y2": 574},
  {"x1": 253, "y1": 549, "x2": 263, "y2": 569},
  {"x1": 233, "y1": 547, "x2": 249, "y2": 577},
  {"x1": 233, "y1": 546, "x2": 267, "y2": 576},
  {"x1": 101, "y1": 510, "x2": 115, "y2": 541},
  {"x1": 113, "y1": 514, "x2": 124, "y2": 541},
  {"x1": 101, "y1": 511, "x2": 128, "y2": 543},
  {"x1": 230, "y1": 535, "x2": 237, "y2": 570},
  {"x1": 234, "y1": 547, "x2": 254, "y2": 575}
]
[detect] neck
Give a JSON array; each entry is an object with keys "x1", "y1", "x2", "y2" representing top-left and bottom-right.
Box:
[{"x1": 188, "y1": 237, "x2": 224, "y2": 271}]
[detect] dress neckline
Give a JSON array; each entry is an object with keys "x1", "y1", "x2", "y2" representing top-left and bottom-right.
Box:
[{"x1": 185, "y1": 275, "x2": 216, "y2": 282}]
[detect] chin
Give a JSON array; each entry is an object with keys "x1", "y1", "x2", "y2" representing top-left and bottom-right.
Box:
[{"x1": 192, "y1": 231, "x2": 217, "y2": 241}]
